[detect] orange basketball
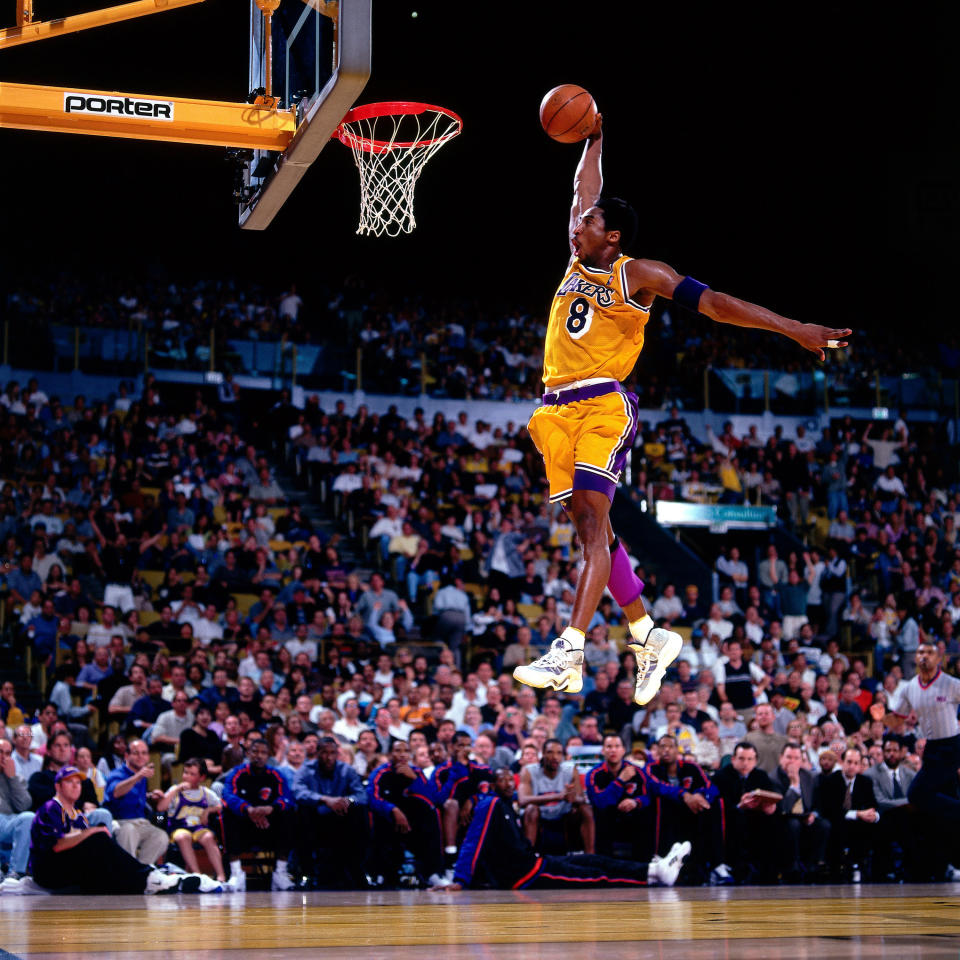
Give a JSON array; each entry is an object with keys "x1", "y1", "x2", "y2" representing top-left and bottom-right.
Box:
[{"x1": 539, "y1": 84, "x2": 598, "y2": 143}]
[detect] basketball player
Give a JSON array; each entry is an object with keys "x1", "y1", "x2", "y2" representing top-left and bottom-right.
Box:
[{"x1": 514, "y1": 118, "x2": 852, "y2": 705}]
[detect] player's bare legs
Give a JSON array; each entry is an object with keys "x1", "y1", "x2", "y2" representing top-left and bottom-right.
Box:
[
  {"x1": 514, "y1": 491, "x2": 681, "y2": 702},
  {"x1": 567, "y1": 489, "x2": 613, "y2": 631},
  {"x1": 514, "y1": 490, "x2": 609, "y2": 692}
]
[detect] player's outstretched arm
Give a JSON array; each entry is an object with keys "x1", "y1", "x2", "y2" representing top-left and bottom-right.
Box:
[
  {"x1": 568, "y1": 117, "x2": 603, "y2": 254},
  {"x1": 625, "y1": 258, "x2": 852, "y2": 361}
]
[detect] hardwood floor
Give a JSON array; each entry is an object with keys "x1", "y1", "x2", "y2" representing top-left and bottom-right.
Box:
[{"x1": 3, "y1": 885, "x2": 960, "y2": 959}]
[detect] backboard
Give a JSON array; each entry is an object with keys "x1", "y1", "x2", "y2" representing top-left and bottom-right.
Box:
[{"x1": 239, "y1": 0, "x2": 371, "y2": 230}]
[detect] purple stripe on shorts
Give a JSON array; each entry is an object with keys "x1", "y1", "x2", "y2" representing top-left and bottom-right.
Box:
[
  {"x1": 607, "y1": 391, "x2": 639, "y2": 479},
  {"x1": 573, "y1": 468, "x2": 617, "y2": 502}
]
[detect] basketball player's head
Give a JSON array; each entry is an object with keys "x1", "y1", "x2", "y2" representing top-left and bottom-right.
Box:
[
  {"x1": 493, "y1": 767, "x2": 515, "y2": 801},
  {"x1": 595, "y1": 197, "x2": 638, "y2": 249},
  {"x1": 573, "y1": 197, "x2": 638, "y2": 264}
]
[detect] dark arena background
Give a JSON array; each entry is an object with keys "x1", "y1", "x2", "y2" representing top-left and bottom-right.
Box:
[{"x1": 1, "y1": 1, "x2": 960, "y2": 957}]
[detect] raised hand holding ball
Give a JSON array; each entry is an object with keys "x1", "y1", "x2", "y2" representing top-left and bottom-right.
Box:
[{"x1": 540, "y1": 84, "x2": 599, "y2": 143}]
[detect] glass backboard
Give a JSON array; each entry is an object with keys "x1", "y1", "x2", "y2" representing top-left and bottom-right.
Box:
[{"x1": 239, "y1": 0, "x2": 371, "y2": 230}]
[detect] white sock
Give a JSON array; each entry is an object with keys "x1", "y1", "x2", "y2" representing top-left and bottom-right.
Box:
[
  {"x1": 560, "y1": 626, "x2": 586, "y2": 650},
  {"x1": 444, "y1": 845, "x2": 457, "y2": 855},
  {"x1": 628, "y1": 614, "x2": 654, "y2": 645},
  {"x1": 230, "y1": 861, "x2": 243, "y2": 877},
  {"x1": 275, "y1": 859, "x2": 288, "y2": 873}
]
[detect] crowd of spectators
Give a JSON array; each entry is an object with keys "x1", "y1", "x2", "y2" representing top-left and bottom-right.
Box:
[
  {"x1": 0, "y1": 360, "x2": 959, "y2": 893},
  {"x1": 7, "y1": 275, "x2": 958, "y2": 408}
]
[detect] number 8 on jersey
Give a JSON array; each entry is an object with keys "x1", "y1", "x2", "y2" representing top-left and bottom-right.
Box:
[{"x1": 565, "y1": 297, "x2": 594, "y2": 339}]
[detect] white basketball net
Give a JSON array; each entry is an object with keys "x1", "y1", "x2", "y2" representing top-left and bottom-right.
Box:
[{"x1": 337, "y1": 105, "x2": 462, "y2": 237}]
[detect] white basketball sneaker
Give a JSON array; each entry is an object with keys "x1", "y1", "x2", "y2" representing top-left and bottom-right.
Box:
[
  {"x1": 649, "y1": 841, "x2": 691, "y2": 887},
  {"x1": 628, "y1": 625, "x2": 683, "y2": 706},
  {"x1": 513, "y1": 638, "x2": 584, "y2": 693},
  {"x1": 145, "y1": 870, "x2": 182, "y2": 895},
  {"x1": 271, "y1": 863, "x2": 297, "y2": 891}
]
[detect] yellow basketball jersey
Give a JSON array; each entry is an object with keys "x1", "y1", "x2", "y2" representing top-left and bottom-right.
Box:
[{"x1": 541, "y1": 255, "x2": 651, "y2": 389}]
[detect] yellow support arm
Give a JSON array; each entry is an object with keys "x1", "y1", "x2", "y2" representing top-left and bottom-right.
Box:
[
  {"x1": 0, "y1": 81, "x2": 296, "y2": 151},
  {"x1": 1, "y1": 0, "x2": 204, "y2": 50}
]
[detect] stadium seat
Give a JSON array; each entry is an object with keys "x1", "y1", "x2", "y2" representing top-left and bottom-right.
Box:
[
  {"x1": 140, "y1": 570, "x2": 165, "y2": 590},
  {"x1": 232, "y1": 593, "x2": 260, "y2": 617}
]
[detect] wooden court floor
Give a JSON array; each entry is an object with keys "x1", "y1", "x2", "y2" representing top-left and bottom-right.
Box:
[{"x1": 2, "y1": 884, "x2": 960, "y2": 959}]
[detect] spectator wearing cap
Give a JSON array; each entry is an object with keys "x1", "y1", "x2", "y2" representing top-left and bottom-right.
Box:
[
  {"x1": 293, "y1": 736, "x2": 368, "y2": 888},
  {"x1": 28, "y1": 765, "x2": 186, "y2": 895},
  {"x1": 28, "y1": 731, "x2": 94, "y2": 818}
]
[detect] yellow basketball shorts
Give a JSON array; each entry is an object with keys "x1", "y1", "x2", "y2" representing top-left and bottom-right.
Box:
[{"x1": 528, "y1": 385, "x2": 639, "y2": 504}]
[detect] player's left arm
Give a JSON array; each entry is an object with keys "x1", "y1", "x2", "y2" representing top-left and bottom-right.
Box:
[{"x1": 625, "y1": 259, "x2": 851, "y2": 362}]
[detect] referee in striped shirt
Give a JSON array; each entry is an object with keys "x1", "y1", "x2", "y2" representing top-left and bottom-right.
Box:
[{"x1": 887, "y1": 642, "x2": 960, "y2": 821}]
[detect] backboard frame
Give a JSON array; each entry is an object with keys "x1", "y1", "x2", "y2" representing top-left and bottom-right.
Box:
[{"x1": 238, "y1": 0, "x2": 371, "y2": 231}]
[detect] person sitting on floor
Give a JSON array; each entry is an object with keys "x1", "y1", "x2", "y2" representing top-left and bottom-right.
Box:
[
  {"x1": 439, "y1": 767, "x2": 690, "y2": 890},
  {"x1": 25, "y1": 766, "x2": 220, "y2": 895}
]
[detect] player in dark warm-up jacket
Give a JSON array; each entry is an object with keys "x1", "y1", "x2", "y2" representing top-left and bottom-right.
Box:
[
  {"x1": 367, "y1": 739, "x2": 448, "y2": 886},
  {"x1": 442, "y1": 767, "x2": 689, "y2": 890}
]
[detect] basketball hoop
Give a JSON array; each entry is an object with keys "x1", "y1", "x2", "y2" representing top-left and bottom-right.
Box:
[{"x1": 334, "y1": 101, "x2": 462, "y2": 237}]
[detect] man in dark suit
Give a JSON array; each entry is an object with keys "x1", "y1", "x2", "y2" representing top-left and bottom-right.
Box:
[
  {"x1": 773, "y1": 741, "x2": 830, "y2": 882},
  {"x1": 864, "y1": 736, "x2": 917, "y2": 880},
  {"x1": 819, "y1": 746, "x2": 879, "y2": 881},
  {"x1": 711, "y1": 741, "x2": 782, "y2": 884}
]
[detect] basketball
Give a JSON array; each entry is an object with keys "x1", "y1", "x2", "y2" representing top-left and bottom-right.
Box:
[{"x1": 539, "y1": 84, "x2": 598, "y2": 143}]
